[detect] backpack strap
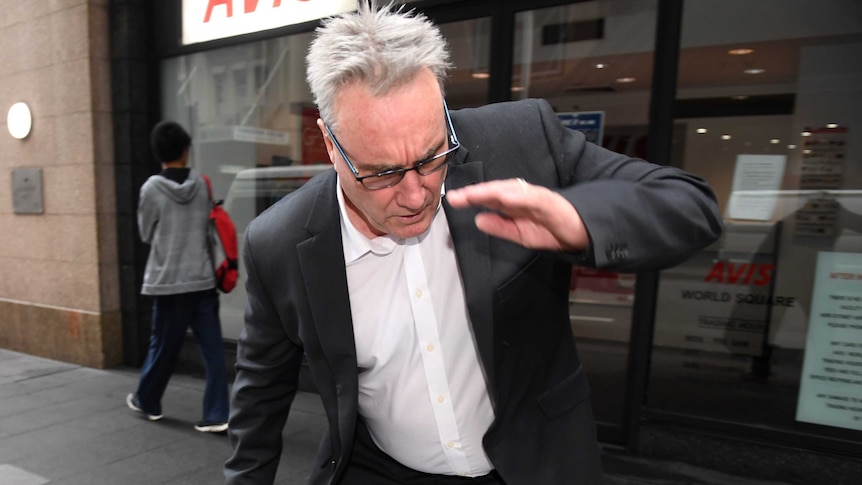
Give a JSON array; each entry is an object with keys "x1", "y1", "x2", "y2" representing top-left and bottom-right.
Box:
[
  {"x1": 201, "y1": 173, "x2": 224, "y2": 206},
  {"x1": 201, "y1": 174, "x2": 214, "y2": 201},
  {"x1": 201, "y1": 174, "x2": 219, "y2": 284}
]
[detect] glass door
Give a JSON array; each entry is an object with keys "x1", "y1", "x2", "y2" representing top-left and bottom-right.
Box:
[
  {"x1": 650, "y1": 0, "x2": 862, "y2": 455},
  {"x1": 511, "y1": 0, "x2": 659, "y2": 444}
]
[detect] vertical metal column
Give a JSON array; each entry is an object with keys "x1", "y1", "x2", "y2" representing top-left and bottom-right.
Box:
[{"x1": 623, "y1": 0, "x2": 684, "y2": 448}]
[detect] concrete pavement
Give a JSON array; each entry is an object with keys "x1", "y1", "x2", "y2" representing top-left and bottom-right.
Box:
[{"x1": 0, "y1": 348, "x2": 793, "y2": 484}]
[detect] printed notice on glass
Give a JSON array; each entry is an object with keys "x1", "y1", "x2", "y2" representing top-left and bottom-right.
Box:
[
  {"x1": 726, "y1": 155, "x2": 786, "y2": 221},
  {"x1": 796, "y1": 252, "x2": 862, "y2": 431}
]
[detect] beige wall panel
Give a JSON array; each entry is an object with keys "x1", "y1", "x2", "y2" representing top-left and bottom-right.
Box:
[
  {"x1": 0, "y1": 300, "x2": 122, "y2": 368},
  {"x1": 49, "y1": 4, "x2": 89, "y2": 64},
  {"x1": 0, "y1": 214, "x2": 98, "y2": 262},
  {"x1": 98, "y1": 261, "x2": 120, "y2": 312},
  {"x1": 0, "y1": 1, "x2": 51, "y2": 27},
  {"x1": 53, "y1": 111, "x2": 96, "y2": 167},
  {"x1": 91, "y1": 57, "x2": 113, "y2": 113},
  {"x1": 93, "y1": 111, "x2": 114, "y2": 170},
  {"x1": 0, "y1": 16, "x2": 52, "y2": 74},
  {"x1": 0, "y1": 257, "x2": 101, "y2": 310},
  {"x1": 96, "y1": 212, "x2": 117, "y2": 265},
  {"x1": 88, "y1": 4, "x2": 110, "y2": 60},
  {"x1": 50, "y1": 60, "x2": 92, "y2": 116},
  {"x1": 43, "y1": 164, "x2": 97, "y2": 215}
]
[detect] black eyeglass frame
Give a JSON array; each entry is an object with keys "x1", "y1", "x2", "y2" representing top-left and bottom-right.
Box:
[{"x1": 324, "y1": 99, "x2": 461, "y2": 190}]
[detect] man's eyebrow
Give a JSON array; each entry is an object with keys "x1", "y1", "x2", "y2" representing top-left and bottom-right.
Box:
[{"x1": 357, "y1": 138, "x2": 445, "y2": 173}]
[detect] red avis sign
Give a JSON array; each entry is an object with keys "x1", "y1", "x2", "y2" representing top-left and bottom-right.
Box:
[
  {"x1": 203, "y1": 0, "x2": 309, "y2": 23},
  {"x1": 183, "y1": 0, "x2": 357, "y2": 45},
  {"x1": 704, "y1": 261, "x2": 775, "y2": 287}
]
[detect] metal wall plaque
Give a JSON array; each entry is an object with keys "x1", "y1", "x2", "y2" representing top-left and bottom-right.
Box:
[{"x1": 12, "y1": 167, "x2": 44, "y2": 214}]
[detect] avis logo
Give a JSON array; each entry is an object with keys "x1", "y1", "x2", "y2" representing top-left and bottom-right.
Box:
[
  {"x1": 704, "y1": 262, "x2": 775, "y2": 287},
  {"x1": 204, "y1": 0, "x2": 311, "y2": 23}
]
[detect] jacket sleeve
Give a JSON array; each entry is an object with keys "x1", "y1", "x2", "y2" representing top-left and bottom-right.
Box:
[
  {"x1": 533, "y1": 99, "x2": 723, "y2": 271},
  {"x1": 224, "y1": 227, "x2": 304, "y2": 484}
]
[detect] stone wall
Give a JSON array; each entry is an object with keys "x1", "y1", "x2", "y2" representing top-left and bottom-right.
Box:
[{"x1": 0, "y1": 1, "x2": 121, "y2": 368}]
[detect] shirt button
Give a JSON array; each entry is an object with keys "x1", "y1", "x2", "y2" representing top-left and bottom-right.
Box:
[
  {"x1": 447, "y1": 441, "x2": 455, "y2": 448},
  {"x1": 426, "y1": 343, "x2": 435, "y2": 352},
  {"x1": 437, "y1": 395, "x2": 445, "y2": 403},
  {"x1": 415, "y1": 289, "x2": 423, "y2": 298}
]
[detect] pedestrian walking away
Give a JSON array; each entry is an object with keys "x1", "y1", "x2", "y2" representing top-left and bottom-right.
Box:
[{"x1": 128, "y1": 120, "x2": 230, "y2": 434}]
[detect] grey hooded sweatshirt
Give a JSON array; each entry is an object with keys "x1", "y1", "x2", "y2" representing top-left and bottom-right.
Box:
[{"x1": 138, "y1": 168, "x2": 216, "y2": 295}]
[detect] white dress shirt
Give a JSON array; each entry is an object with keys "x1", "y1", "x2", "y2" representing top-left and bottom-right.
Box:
[{"x1": 337, "y1": 179, "x2": 495, "y2": 476}]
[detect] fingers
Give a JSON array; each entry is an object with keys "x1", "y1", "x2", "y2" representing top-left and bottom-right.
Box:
[
  {"x1": 447, "y1": 178, "x2": 590, "y2": 251},
  {"x1": 474, "y1": 212, "x2": 521, "y2": 242},
  {"x1": 446, "y1": 178, "x2": 532, "y2": 210}
]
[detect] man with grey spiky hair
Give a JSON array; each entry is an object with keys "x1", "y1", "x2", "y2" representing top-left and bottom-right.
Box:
[{"x1": 225, "y1": 2, "x2": 722, "y2": 484}]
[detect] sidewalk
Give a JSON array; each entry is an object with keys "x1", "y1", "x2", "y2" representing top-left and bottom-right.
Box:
[{"x1": 0, "y1": 349, "x2": 791, "y2": 485}]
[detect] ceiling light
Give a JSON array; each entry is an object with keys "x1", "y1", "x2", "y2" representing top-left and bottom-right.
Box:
[
  {"x1": 787, "y1": 145, "x2": 796, "y2": 149},
  {"x1": 770, "y1": 139, "x2": 780, "y2": 144},
  {"x1": 471, "y1": 71, "x2": 490, "y2": 79},
  {"x1": 826, "y1": 123, "x2": 839, "y2": 129},
  {"x1": 510, "y1": 86, "x2": 525, "y2": 92},
  {"x1": 801, "y1": 131, "x2": 812, "y2": 137},
  {"x1": 744, "y1": 68, "x2": 765, "y2": 75},
  {"x1": 615, "y1": 77, "x2": 636, "y2": 83},
  {"x1": 721, "y1": 134, "x2": 731, "y2": 140},
  {"x1": 728, "y1": 48, "x2": 754, "y2": 55},
  {"x1": 595, "y1": 63, "x2": 607, "y2": 69},
  {"x1": 696, "y1": 128, "x2": 707, "y2": 134}
]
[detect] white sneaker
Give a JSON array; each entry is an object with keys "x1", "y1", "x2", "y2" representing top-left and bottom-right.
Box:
[
  {"x1": 194, "y1": 421, "x2": 228, "y2": 433},
  {"x1": 126, "y1": 393, "x2": 163, "y2": 421}
]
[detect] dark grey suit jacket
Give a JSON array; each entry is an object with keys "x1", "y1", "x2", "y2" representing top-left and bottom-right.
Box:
[{"x1": 225, "y1": 99, "x2": 722, "y2": 485}]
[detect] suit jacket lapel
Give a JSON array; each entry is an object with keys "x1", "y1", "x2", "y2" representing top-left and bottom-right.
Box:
[
  {"x1": 444, "y1": 161, "x2": 497, "y2": 401},
  {"x1": 296, "y1": 172, "x2": 356, "y2": 459}
]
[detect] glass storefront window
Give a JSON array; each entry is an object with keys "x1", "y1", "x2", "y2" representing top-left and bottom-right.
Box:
[
  {"x1": 161, "y1": 34, "x2": 321, "y2": 338},
  {"x1": 651, "y1": 0, "x2": 862, "y2": 445},
  {"x1": 159, "y1": 17, "x2": 491, "y2": 340},
  {"x1": 512, "y1": 0, "x2": 657, "y2": 438}
]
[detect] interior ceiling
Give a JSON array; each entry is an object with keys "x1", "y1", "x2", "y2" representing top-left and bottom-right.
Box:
[{"x1": 447, "y1": 34, "x2": 856, "y2": 102}]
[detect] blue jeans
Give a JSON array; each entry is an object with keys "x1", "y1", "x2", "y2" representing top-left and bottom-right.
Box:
[{"x1": 136, "y1": 289, "x2": 229, "y2": 423}]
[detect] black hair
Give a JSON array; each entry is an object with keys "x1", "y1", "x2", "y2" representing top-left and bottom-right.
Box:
[{"x1": 150, "y1": 121, "x2": 191, "y2": 163}]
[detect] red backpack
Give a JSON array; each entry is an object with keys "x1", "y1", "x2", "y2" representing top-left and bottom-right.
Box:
[{"x1": 202, "y1": 175, "x2": 239, "y2": 293}]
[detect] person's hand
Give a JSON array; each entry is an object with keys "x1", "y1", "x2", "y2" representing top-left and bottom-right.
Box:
[{"x1": 446, "y1": 178, "x2": 589, "y2": 251}]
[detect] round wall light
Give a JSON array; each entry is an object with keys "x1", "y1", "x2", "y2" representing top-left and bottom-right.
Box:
[{"x1": 7, "y1": 102, "x2": 33, "y2": 139}]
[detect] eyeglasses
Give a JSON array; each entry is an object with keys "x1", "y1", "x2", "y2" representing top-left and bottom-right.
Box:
[{"x1": 325, "y1": 99, "x2": 460, "y2": 190}]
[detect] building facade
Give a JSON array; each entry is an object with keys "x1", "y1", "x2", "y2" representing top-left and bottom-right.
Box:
[
  {"x1": 3, "y1": 0, "x2": 861, "y2": 481},
  {"x1": 0, "y1": 0, "x2": 121, "y2": 368}
]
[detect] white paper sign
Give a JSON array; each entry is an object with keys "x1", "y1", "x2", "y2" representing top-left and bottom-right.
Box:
[
  {"x1": 726, "y1": 155, "x2": 786, "y2": 221},
  {"x1": 796, "y1": 252, "x2": 862, "y2": 431}
]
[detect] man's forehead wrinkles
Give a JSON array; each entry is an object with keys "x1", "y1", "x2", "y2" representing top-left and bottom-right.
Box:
[{"x1": 352, "y1": 134, "x2": 445, "y2": 174}]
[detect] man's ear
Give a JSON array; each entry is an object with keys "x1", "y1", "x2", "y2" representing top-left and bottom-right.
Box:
[{"x1": 316, "y1": 119, "x2": 336, "y2": 167}]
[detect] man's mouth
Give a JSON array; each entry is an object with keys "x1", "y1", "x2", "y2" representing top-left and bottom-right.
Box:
[{"x1": 398, "y1": 209, "x2": 424, "y2": 221}]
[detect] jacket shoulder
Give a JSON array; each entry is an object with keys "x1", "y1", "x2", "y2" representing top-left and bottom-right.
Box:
[{"x1": 245, "y1": 169, "x2": 336, "y2": 245}]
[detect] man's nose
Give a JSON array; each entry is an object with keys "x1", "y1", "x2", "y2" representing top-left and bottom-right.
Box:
[{"x1": 395, "y1": 170, "x2": 427, "y2": 206}]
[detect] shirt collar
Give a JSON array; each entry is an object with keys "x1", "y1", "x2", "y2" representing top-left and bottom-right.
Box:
[
  {"x1": 337, "y1": 174, "x2": 398, "y2": 263},
  {"x1": 336, "y1": 174, "x2": 445, "y2": 264}
]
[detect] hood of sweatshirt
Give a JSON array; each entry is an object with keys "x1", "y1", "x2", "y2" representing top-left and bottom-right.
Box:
[{"x1": 150, "y1": 168, "x2": 203, "y2": 204}]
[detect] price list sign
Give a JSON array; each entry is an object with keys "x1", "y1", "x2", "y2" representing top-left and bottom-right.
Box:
[
  {"x1": 796, "y1": 252, "x2": 862, "y2": 431},
  {"x1": 799, "y1": 126, "x2": 847, "y2": 190}
]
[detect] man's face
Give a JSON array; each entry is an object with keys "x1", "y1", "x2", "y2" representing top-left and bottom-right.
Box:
[{"x1": 319, "y1": 69, "x2": 450, "y2": 240}]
